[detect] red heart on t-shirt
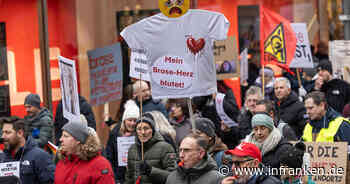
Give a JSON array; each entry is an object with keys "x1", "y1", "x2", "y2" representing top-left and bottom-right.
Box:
[{"x1": 187, "y1": 37, "x2": 205, "y2": 55}]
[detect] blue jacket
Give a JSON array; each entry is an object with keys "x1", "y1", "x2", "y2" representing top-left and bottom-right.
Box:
[
  {"x1": 0, "y1": 136, "x2": 55, "y2": 184},
  {"x1": 136, "y1": 98, "x2": 168, "y2": 118}
]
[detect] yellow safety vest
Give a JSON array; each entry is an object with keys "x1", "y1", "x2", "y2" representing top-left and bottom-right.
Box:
[{"x1": 302, "y1": 117, "x2": 349, "y2": 142}]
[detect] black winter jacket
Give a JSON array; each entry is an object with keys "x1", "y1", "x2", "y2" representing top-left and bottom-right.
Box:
[
  {"x1": 0, "y1": 136, "x2": 55, "y2": 184},
  {"x1": 321, "y1": 78, "x2": 350, "y2": 113},
  {"x1": 54, "y1": 95, "x2": 96, "y2": 143},
  {"x1": 274, "y1": 92, "x2": 307, "y2": 138}
]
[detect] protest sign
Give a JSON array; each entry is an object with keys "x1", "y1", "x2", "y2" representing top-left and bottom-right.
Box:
[
  {"x1": 215, "y1": 93, "x2": 237, "y2": 127},
  {"x1": 117, "y1": 136, "x2": 135, "y2": 166},
  {"x1": 289, "y1": 23, "x2": 314, "y2": 68},
  {"x1": 329, "y1": 40, "x2": 350, "y2": 81},
  {"x1": 58, "y1": 56, "x2": 80, "y2": 121},
  {"x1": 87, "y1": 43, "x2": 123, "y2": 106},
  {"x1": 214, "y1": 36, "x2": 239, "y2": 80},
  {"x1": 0, "y1": 161, "x2": 20, "y2": 178},
  {"x1": 303, "y1": 142, "x2": 347, "y2": 184},
  {"x1": 240, "y1": 48, "x2": 248, "y2": 83},
  {"x1": 129, "y1": 48, "x2": 150, "y2": 81}
]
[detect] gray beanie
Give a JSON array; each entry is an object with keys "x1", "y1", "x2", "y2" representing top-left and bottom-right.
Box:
[
  {"x1": 195, "y1": 118, "x2": 216, "y2": 138},
  {"x1": 24, "y1": 94, "x2": 41, "y2": 109},
  {"x1": 136, "y1": 117, "x2": 156, "y2": 135},
  {"x1": 251, "y1": 113, "x2": 274, "y2": 130},
  {"x1": 62, "y1": 121, "x2": 89, "y2": 144}
]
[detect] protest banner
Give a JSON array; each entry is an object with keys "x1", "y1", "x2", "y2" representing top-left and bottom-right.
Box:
[
  {"x1": 289, "y1": 23, "x2": 314, "y2": 68},
  {"x1": 117, "y1": 136, "x2": 135, "y2": 166},
  {"x1": 87, "y1": 43, "x2": 123, "y2": 106},
  {"x1": 214, "y1": 36, "x2": 239, "y2": 80},
  {"x1": 303, "y1": 142, "x2": 347, "y2": 184},
  {"x1": 329, "y1": 40, "x2": 350, "y2": 82},
  {"x1": 0, "y1": 161, "x2": 20, "y2": 178},
  {"x1": 58, "y1": 56, "x2": 80, "y2": 121}
]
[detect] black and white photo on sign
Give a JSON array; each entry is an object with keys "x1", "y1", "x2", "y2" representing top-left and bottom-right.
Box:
[{"x1": 58, "y1": 56, "x2": 80, "y2": 121}]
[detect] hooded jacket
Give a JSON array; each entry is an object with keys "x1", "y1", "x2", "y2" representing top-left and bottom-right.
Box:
[
  {"x1": 55, "y1": 95, "x2": 96, "y2": 144},
  {"x1": 0, "y1": 136, "x2": 55, "y2": 184},
  {"x1": 125, "y1": 131, "x2": 176, "y2": 184},
  {"x1": 55, "y1": 133, "x2": 114, "y2": 184},
  {"x1": 25, "y1": 108, "x2": 53, "y2": 148},
  {"x1": 166, "y1": 154, "x2": 223, "y2": 184},
  {"x1": 321, "y1": 78, "x2": 350, "y2": 113},
  {"x1": 274, "y1": 91, "x2": 307, "y2": 138}
]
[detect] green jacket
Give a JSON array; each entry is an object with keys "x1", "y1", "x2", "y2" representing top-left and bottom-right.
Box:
[
  {"x1": 166, "y1": 154, "x2": 223, "y2": 184},
  {"x1": 25, "y1": 108, "x2": 53, "y2": 148},
  {"x1": 125, "y1": 132, "x2": 177, "y2": 184}
]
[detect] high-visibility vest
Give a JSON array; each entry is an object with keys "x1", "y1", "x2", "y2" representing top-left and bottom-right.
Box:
[{"x1": 302, "y1": 117, "x2": 349, "y2": 142}]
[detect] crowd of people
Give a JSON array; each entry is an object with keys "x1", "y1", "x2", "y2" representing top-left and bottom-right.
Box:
[{"x1": 1, "y1": 48, "x2": 350, "y2": 184}]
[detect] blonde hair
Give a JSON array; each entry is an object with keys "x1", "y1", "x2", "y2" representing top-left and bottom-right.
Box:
[{"x1": 145, "y1": 111, "x2": 176, "y2": 143}]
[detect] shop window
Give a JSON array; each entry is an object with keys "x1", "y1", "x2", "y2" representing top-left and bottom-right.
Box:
[{"x1": 0, "y1": 22, "x2": 10, "y2": 116}]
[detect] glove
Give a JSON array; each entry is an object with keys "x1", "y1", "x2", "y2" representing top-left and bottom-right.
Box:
[
  {"x1": 139, "y1": 161, "x2": 152, "y2": 176},
  {"x1": 104, "y1": 117, "x2": 115, "y2": 127},
  {"x1": 298, "y1": 87, "x2": 307, "y2": 97}
]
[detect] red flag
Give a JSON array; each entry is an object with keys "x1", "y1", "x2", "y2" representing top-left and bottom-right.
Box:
[{"x1": 260, "y1": 6, "x2": 296, "y2": 71}]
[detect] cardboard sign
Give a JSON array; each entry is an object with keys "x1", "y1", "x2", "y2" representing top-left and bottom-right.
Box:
[
  {"x1": 87, "y1": 43, "x2": 123, "y2": 106},
  {"x1": 303, "y1": 142, "x2": 347, "y2": 184},
  {"x1": 0, "y1": 161, "x2": 20, "y2": 178},
  {"x1": 58, "y1": 56, "x2": 80, "y2": 121},
  {"x1": 117, "y1": 136, "x2": 135, "y2": 166},
  {"x1": 289, "y1": 23, "x2": 314, "y2": 68},
  {"x1": 214, "y1": 36, "x2": 239, "y2": 80}
]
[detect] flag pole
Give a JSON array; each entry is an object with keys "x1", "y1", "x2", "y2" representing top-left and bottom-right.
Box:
[
  {"x1": 187, "y1": 98, "x2": 196, "y2": 133},
  {"x1": 296, "y1": 69, "x2": 302, "y2": 88}
]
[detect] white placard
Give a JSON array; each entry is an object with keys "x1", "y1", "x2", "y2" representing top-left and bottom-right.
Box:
[
  {"x1": 240, "y1": 48, "x2": 248, "y2": 83},
  {"x1": 117, "y1": 136, "x2": 135, "y2": 166},
  {"x1": 0, "y1": 161, "x2": 20, "y2": 178},
  {"x1": 58, "y1": 56, "x2": 80, "y2": 122},
  {"x1": 215, "y1": 93, "x2": 238, "y2": 127},
  {"x1": 289, "y1": 23, "x2": 314, "y2": 68},
  {"x1": 129, "y1": 48, "x2": 150, "y2": 81}
]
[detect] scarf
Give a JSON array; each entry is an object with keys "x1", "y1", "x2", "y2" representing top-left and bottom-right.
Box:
[{"x1": 244, "y1": 128, "x2": 282, "y2": 156}]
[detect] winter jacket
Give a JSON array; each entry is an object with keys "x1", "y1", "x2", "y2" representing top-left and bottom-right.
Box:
[
  {"x1": 166, "y1": 155, "x2": 223, "y2": 184},
  {"x1": 55, "y1": 132, "x2": 114, "y2": 184},
  {"x1": 55, "y1": 95, "x2": 96, "y2": 144},
  {"x1": 321, "y1": 78, "x2": 350, "y2": 113},
  {"x1": 208, "y1": 137, "x2": 228, "y2": 168},
  {"x1": 136, "y1": 98, "x2": 168, "y2": 118},
  {"x1": 125, "y1": 132, "x2": 176, "y2": 184},
  {"x1": 24, "y1": 108, "x2": 53, "y2": 148},
  {"x1": 0, "y1": 136, "x2": 55, "y2": 184},
  {"x1": 242, "y1": 174, "x2": 282, "y2": 184},
  {"x1": 303, "y1": 107, "x2": 350, "y2": 144},
  {"x1": 274, "y1": 92, "x2": 307, "y2": 138},
  {"x1": 276, "y1": 119, "x2": 298, "y2": 141},
  {"x1": 237, "y1": 109, "x2": 254, "y2": 139},
  {"x1": 105, "y1": 122, "x2": 128, "y2": 183},
  {"x1": 171, "y1": 117, "x2": 192, "y2": 146},
  {"x1": 244, "y1": 128, "x2": 293, "y2": 170}
]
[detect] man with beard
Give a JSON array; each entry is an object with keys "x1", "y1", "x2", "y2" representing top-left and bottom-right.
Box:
[
  {"x1": 221, "y1": 142, "x2": 281, "y2": 184},
  {"x1": 24, "y1": 93, "x2": 53, "y2": 149},
  {"x1": 317, "y1": 59, "x2": 350, "y2": 113},
  {"x1": 0, "y1": 117, "x2": 55, "y2": 184}
]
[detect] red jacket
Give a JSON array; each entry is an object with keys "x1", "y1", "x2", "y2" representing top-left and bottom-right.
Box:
[{"x1": 54, "y1": 154, "x2": 115, "y2": 184}]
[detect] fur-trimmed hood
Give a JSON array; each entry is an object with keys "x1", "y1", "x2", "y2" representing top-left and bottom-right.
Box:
[{"x1": 57, "y1": 131, "x2": 103, "y2": 161}]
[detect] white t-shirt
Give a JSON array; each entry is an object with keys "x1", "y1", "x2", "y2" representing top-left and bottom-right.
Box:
[{"x1": 121, "y1": 9, "x2": 230, "y2": 99}]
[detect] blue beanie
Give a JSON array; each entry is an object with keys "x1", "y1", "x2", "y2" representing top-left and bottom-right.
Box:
[{"x1": 251, "y1": 113, "x2": 274, "y2": 130}]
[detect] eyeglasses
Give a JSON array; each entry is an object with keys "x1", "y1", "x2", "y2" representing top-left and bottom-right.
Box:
[
  {"x1": 179, "y1": 148, "x2": 200, "y2": 153},
  {"x1": 230, "y1": 158, "x2": 255, "y2": 167}
]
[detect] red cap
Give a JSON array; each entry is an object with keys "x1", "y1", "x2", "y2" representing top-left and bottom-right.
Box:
[{"x1": 225, "y1": 142, "x2": 262, "y2": 162}]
